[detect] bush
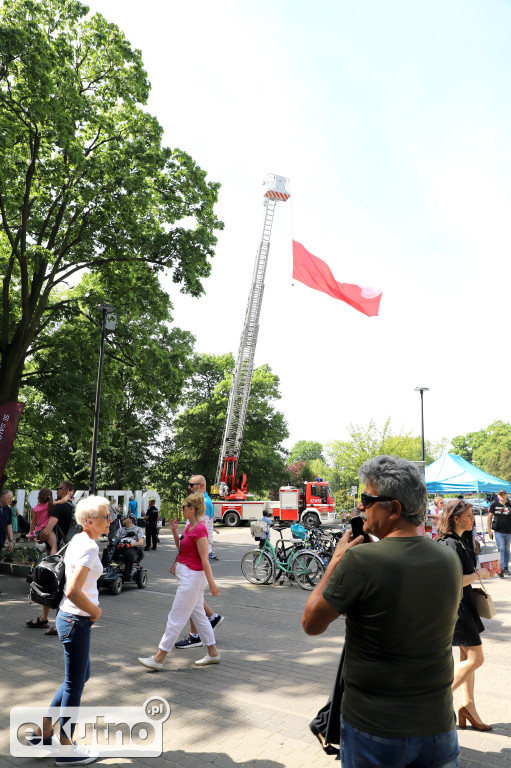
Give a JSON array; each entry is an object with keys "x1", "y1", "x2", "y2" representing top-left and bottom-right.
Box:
[{"x1": 0, "y1": 545, "x2": 40, "y2": 564}]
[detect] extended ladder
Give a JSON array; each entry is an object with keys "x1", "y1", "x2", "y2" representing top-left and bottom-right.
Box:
[{"x1": 215, "y1": 174, "x2": 290, "y2": 495}]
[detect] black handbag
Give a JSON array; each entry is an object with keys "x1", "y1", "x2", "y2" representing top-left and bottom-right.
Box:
[{"x1": 309, "y1": 647, "x2": 345, "y2": 758}]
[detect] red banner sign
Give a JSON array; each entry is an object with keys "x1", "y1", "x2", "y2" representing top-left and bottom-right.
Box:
[{"x1": 0, "y1": 401, "x2": 24, "y2": 479}]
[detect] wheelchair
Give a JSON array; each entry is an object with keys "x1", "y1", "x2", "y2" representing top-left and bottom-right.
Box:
[{"x1": 98, "y1": 536, "x2": 148, "y2": 595}]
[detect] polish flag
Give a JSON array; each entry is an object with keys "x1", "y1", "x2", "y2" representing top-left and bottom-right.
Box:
[{"x1": 292, "y1": 240, "x2": 382, "y2": 317}]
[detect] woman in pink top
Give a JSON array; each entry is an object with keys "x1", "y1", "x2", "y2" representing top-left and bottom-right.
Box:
[{"x1": 138, "y1": 493, "x2": 220, "y2": 670}]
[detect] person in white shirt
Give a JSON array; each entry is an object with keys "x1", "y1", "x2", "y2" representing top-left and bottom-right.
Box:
[{"x1": 30, "y1": 495, "x2": 111, "y2": 766}]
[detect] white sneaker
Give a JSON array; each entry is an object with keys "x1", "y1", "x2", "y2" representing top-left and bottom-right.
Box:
[
  {"x1": 55, "y1": 743, "x2": 99, "y2": 765},
  {"x1": 194, "y1": 653, "x2": 220, "y2": 666},
  {"x1": 137, "y1": 654, "x2": 164, "y2": 671}
]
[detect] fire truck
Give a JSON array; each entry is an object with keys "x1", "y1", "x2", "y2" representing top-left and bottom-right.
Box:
[
  {"x1": 211, "y1": 174, "x2": 337, "y2": 528},
  {"x1": 213, "y1": 480, "x2": 336, "y2": 528}
]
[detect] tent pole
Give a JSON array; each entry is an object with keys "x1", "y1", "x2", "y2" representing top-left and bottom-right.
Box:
[{"x1": 478, "y1": 490, "x2": 485, "y2": 548}]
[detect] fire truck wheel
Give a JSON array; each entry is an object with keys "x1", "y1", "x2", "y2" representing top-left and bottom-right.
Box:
[
  {"x1": 223, "y1": 511, "x2": 241, "y2": 527},
  {"x1": 301, "y1": 511, "x2": 320, "y2": 529}
]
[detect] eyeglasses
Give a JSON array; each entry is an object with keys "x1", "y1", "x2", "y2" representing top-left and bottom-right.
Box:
[
  {"x1": 57, "y1": 486, "x2": 66, "y2": 491},
  {"x1": 360, "y1": 493, "x2": 396, "y2": 508},
  {"x1": 95, "y1": 514, "x2": 112, "y2": 521}
]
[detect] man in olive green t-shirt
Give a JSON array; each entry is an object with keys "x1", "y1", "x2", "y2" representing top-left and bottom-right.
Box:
[{"x1": 302, "y1": 456, "x2": 462, "y2": 768}]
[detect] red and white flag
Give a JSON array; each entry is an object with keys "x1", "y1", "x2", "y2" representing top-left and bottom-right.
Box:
[
  {"x1": 292, "y1": 240, "x2": 382, "y2": 317},
  {"x1": 0, "y1": 401, "x2": 24, "y2": 479}
]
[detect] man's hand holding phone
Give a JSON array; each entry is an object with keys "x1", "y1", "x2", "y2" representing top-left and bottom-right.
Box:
[{"x1": 350, "y1": 515, "x2": 371, "y2": 543}]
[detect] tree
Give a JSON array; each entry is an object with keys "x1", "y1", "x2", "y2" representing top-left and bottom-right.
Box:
[
  {"x1": 150, "y1": 354, "x2": 289, "y2": 508},
  {"x1": 0, "y1": 0, "x2": 222, "y2": 404},
  {"x1": 285, "y1": 461, "x2": 313, "y2": 485},
  {"x1": 288, "y1": 440, "x2": 324, "y2": 464},
  {"x1": 452, "y1": 421, "x2": 511, "y2": 480},
  {"x1": 325, "y1": 419, "x2": 438, "y2": 492},
  {"x1": 6, "y1": 267, "x2": 195, "y2": 490}
]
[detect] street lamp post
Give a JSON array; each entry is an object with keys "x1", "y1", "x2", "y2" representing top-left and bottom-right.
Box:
[
  {"x1": 89, "y1": 303, "x2": 117, "y2": 496},
  {"x1": 414, "y1": 387, "x2": 430, "y2": 463}
]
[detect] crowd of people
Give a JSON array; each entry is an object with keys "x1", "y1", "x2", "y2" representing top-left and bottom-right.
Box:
[
  {"x1": 1, "y1": 472, "x2": 223, "y2": 766},
  {"x1": 1, "y1": 458, "x2": 507, "y2": 767}
]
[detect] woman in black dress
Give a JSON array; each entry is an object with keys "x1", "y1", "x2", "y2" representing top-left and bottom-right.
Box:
[{"x1": 437, "y1": 499, "x2": 494, "y2": 731}]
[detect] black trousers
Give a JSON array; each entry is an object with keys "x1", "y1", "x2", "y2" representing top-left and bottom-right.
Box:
[
  {"x1": 145, "y1": 523, "x2": 158, "y2": 550},
  {"x1": 119, "y1": 546, "x2": 136, "y2": 579}
]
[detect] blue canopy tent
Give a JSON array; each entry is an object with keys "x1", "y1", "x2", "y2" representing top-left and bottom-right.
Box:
[
  {"x1": 426, "y1": 453, "x2": 511, "y2": 544},
  {"x1": 425, "y1": 453, "x2": 511, "y2": 494}
]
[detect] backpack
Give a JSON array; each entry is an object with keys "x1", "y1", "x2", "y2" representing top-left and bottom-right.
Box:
[{"x1": 29, "y1": 540, "x2": 69, "y2": 608}]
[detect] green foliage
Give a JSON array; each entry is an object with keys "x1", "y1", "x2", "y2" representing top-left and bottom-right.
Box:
[
  {"x1": 309, "y1": 458, "x2": 341, "y2": 492},
  {"x1": 150, "y1": 354, "x2": 289, "y2": 507},
  {"x1": 1, "y1": 544, "x2": 39, "y2": 564},
  {"x1": 0, "y1": 0, "x2": 222, "y2": 404},
  {"x1": 6, "y1": 266, "x2": 195, "y2": 490},
  {"x1": 288, "y1": 440, "x2": 324, "y2": 463},
  {"x1": 451, "y1": 421, "x2": 511, "y2": 480},
  {"x1": 325, "y1": 418, "x2": 438, "y2": 492}
]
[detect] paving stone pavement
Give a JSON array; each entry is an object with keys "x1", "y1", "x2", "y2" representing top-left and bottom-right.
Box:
[{"x1": 1, "y1": 526, "x2": 510, "y2": 767}]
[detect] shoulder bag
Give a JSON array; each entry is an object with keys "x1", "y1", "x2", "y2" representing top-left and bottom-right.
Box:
[{"x1": 472, "y1": 578, "x2": 497, "y2": 619}]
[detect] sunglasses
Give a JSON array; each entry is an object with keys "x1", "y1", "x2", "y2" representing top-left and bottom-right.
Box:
[
  {"x1": 360, "y1": 493, "x2": 396, "y2": 508},
  {"x1": 188, "y1": 482, "x2": 200, "y2": 488},
  {"x1": 181, "y1": 504, "x2": 194, "y2": 511}
]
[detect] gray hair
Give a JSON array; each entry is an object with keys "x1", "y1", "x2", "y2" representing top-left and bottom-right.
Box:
[
  {"x1": 358, "y1": 455, "x2": 427, "y2": 526},
  {"x1": 74, "y1": 495, "x2": 109, "y2": 527},
  {"x1": 0, "y1": 488, "x2": 13, "y2": 503}
]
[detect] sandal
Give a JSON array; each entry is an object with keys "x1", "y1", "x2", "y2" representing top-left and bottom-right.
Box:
[
  {"x1": 26, "y1": 617, "x2": 48, "y2": 628},
  {"x1": 45, "y1": 627, "x2": 58, "y2": 636}
]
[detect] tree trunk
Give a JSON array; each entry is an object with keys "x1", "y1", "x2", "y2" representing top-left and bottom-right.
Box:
[{"x1": 0, "y1": 345, "x2": 25, "y2": 404}]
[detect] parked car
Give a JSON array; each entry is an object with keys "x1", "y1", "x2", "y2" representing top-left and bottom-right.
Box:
[{"x1": 466, "y1": 499, "x2": 490, "y2": 514}]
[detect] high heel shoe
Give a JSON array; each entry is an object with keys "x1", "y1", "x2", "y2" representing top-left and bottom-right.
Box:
[{"x1": 458, "y1": 706, "x2": 492, "y2": 731}]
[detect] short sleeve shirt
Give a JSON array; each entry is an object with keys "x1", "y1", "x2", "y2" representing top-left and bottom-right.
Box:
[
  {"x1": 0, "y1": 506, "x2": 11, "y2": 548},
  {"x1": 489, "y1": 500, "x2": 511, "y2": 533},
  {"x1": 204, "y1": 492, "x2": 214, "y2": 520},
  {"x1": 120, "y1": 525, "x2": 143, "y2": 544},
  {"x1": 177, "y1": 522, "x2": 208, "y2": 571},
  {"x1": 323, "y1": 537, "x2": 462, "y2": 737},
  {"x1": 146, "y1": 507, "x2": 159, "y2": 524},
  {"x1": 50, "y1": 501, "x2": 75, "y2": 543},
  {"x1": 60, "y1": 532, "x2": 103, "y2": 616},
  {"x1": 128, "y1": 499, "x2": 138, "y2": 517}
]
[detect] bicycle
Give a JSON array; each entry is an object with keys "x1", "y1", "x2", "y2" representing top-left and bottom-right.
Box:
[{"x1": 241, "y1": 524, "x2": 325, "y2": 590}]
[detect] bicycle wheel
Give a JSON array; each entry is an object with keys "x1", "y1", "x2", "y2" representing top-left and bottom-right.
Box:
[
  {"x1": 292, "y1": 550, "x2": 325, "y2": 591},
  {"x1": 241, "y1": 550, "x2": 274, "y2": 584}
]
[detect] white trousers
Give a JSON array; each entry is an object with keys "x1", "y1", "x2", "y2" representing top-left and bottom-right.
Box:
[
  {"x1": 159, "y1": 563, "x2": 215, "y2": 652},
  {"x1": 205, "y1": 516, "x2": 214, "y2": 553}
]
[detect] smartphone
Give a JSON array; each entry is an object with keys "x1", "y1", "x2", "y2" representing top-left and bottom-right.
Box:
[{"x1": 350, "y1": 515, "x2": 371, "y2": 543}]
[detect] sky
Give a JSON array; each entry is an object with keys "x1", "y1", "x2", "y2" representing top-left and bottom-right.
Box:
[{"x1": 87, "y1": 0, "x2": 511, "y2": 454}]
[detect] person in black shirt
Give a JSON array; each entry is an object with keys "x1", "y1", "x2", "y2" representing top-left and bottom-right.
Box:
[
  {"x1": 487, "y1": 489, "x2": 511, "y2": 578},
  {"x1": 26, "y1": 480, "x2": 75, "y2": 634},
  {"x1": 144, "y1": 499, "x2": 159, "y2": 550},
  {"x1": 0, "y1": 488, "x2": 14, "y2": 553}
]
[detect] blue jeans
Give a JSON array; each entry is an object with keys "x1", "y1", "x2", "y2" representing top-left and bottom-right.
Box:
[
  {"x1": 495, "y1": 531, "x2": 511, "y2": 570},
  {"x1": 340, "y1": 717, "x2": 459, "y2": 768},
  {"x1": 50, "y1": 611, "x2": 92, "y2": 738}
]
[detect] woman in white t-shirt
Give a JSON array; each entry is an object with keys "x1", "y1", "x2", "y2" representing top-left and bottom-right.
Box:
[{"x1": 36, "y1": 495, "x2": 111, "y2": 766}]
